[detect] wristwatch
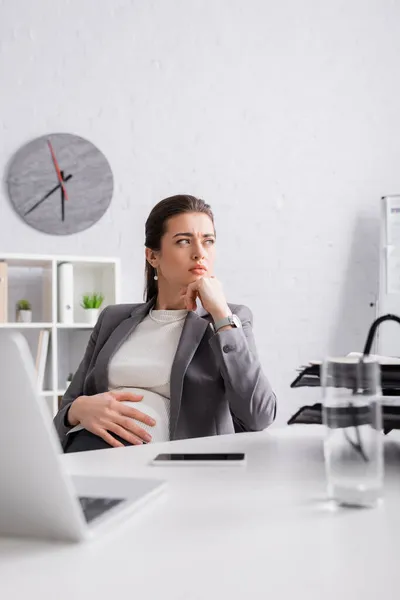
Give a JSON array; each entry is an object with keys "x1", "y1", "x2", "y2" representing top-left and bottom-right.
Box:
[{"x1": 213, "y1": 314, "x2": 242, "y2": 332}]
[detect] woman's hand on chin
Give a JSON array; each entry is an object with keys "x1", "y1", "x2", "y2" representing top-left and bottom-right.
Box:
[{"x1": 180, "y1": 276, "x2": 231, "y2": 321}]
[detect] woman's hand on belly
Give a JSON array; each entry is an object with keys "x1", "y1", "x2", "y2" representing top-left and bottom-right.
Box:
[{"x1": 67, "y1": 390, "x2": 156, "y2": 448}]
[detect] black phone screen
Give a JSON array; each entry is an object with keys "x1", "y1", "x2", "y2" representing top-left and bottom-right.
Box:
[{"x1": 153, "y1": 453, "x2": 245, "y2": 461}]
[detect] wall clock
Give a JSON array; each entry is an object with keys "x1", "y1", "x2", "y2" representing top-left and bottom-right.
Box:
[{"x1": 7, "y1": 133, "x2": 114, "y2": 235}]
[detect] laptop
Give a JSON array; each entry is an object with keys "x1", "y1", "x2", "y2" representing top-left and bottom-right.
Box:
[{"x1": 0, "y1": 330, "x2": 166, "y2": 543}]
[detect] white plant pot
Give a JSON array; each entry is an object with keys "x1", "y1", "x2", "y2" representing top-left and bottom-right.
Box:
[
  {"x1": 17, "y1": 310, "x2": 32, "y2": 323},
  {"x1": 83, "y1": 308, "x2": 99, "y2": 326}
]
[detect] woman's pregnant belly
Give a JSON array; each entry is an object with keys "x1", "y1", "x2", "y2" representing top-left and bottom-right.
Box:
[{"x1": 67, "y1": 387, "x2": 170, "y2": 443}]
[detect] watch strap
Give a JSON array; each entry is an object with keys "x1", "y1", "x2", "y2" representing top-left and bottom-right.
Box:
[{"x1": 213, "y1": 314, "x2": 240, "y2": 332}]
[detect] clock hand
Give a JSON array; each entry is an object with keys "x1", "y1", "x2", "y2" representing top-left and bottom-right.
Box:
[
  {"x1": 24, "y1": 174, "x2": 72, "y2": 216},
  {"x1": 61, "y1": 170, "x2": 65, "y2": 222},
  {"x1": 47, "y1": 140, "x2": 69, "y2": 201}
]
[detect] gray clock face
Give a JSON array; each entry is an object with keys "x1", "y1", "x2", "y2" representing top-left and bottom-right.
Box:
[{"x1": 7, "y1": 133, "x2": 114, "y2": 235}]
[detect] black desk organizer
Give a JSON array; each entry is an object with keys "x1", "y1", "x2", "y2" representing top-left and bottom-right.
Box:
[{"x1": 289, "y1": 314, "x2": 400, "y2": 433}]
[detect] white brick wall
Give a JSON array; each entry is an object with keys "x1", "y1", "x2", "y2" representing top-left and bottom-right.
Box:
[{"x1": 1, "y1": 0, "x2": 399, "y2": 424}]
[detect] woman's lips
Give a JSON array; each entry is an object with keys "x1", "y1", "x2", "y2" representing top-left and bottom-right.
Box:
[{"x1": 189, "y1": 267, "x2": 207, "y2": 275}]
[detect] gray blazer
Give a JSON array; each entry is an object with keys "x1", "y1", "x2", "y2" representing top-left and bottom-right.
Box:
[{"x1": 54, "y1": 298, "x2": 276, "y2": 450}]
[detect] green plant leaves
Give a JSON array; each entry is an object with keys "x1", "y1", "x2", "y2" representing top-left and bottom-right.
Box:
[{"x1": 80, "y1": 293, "x2": 104, "y2": 309}]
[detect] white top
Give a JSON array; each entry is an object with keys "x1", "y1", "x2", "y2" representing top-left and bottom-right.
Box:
[{"x1": 68, "y1": 308, "x2": 188, "y2": 442}]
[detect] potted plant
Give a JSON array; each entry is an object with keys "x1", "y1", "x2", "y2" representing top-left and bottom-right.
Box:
[
  {"x1": 16, "y1": 299, "x2": 32, "y2": 323},
  {"x1": 80, "y1": 293, "x2": 104, "y2": 325}
]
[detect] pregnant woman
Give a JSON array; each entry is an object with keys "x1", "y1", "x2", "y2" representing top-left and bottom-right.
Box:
[{"x1": 53, "y1": 194, "x2": 277, "y2": 452}]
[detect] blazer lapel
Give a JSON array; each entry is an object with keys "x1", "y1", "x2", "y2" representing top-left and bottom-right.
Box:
[
  {"x1": 94, "y1": 298, "x2": 155, "y2": 392},
  {"x1": 170, "y1": 305, "x2": 210, "y2": 439}
]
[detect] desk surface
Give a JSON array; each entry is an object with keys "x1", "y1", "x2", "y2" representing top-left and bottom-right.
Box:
[{"x1": 2, "y1": 426, "x2": 400, "y2": 600}]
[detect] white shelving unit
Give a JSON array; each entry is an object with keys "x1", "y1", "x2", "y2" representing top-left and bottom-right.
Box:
[{"x1": 0, "y1": 253, "x2": 120, "y2": 416}]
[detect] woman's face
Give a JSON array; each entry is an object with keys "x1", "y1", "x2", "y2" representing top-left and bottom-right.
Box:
[{"x1": 148, "y1": 212, "x2": 216, "y2": 287}]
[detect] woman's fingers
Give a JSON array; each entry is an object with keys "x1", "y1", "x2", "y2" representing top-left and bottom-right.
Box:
[
  {"x1": 95, "y1": 429, "x2": 124, "y2": 449},
  {"x1": 187, "y1": 283, "x2": 198, "y2": 309},
  {"x1": 120, "y1": 404, "x2": 156, "y2": 427},
  {"x1": 107, "y1": 422, "x2": 144, "y2": 446},
  {"x1": 90, "y1": 415, "x2": 149, "y2": 447},
  {"x1": 181, "y1": 282, "x2": 198, "y2": 310},
  {"x1": 116, "y1": 414, "x2": 152, "y2": 443},
  {"x1": 112, "y1": 390, "x2": 144, "y2": 402}
]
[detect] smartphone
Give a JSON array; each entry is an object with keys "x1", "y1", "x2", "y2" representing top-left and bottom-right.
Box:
[{"x1": 151, "y1": 452, "x2": 246, "y2": 466}]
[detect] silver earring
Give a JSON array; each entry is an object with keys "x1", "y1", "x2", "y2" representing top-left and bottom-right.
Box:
[{"x1": 154, "y1": 270, "x2": 158, "y2": 281}]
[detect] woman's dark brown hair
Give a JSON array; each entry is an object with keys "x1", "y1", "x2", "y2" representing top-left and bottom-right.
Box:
[{"x1": 144, "y1": 194, "x2": 215, "y2": 302}]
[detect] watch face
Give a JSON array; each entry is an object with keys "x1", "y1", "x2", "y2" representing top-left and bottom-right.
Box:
[
  {"x1": 232, "y1": 314, "x2": 242, "y2": 327},
  {"x1": 7, "y1": 133, "x2": 114, "y2": 235}
]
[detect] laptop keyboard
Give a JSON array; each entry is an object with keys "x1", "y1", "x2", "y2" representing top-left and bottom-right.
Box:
[{"x1": 79, "y1": 496, "x2": 125, "y2": 524}]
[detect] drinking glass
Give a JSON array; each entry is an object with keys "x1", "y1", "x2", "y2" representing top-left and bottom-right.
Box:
[{"x1": 321, "y1": 356, "x2": 384, "y2": 507}]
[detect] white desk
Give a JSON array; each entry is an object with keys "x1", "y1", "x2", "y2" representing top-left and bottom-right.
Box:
[{"x1": 1, "y1": 426, "x2": 400, "y2": 600}]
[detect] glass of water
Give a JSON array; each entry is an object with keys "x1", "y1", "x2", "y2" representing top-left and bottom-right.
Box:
[{"x1": 321, "y1": 356, "x2": 384, "y2": 507}]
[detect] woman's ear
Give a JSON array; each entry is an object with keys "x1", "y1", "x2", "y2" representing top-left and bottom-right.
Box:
[{"x1": 145, "y1": 247, "x2": 158, "y2": 268}]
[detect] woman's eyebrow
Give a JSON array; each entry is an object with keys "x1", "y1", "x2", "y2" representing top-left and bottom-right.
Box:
[{"x1": 172, "y1": 232, "x2": 215, "y2": 238}]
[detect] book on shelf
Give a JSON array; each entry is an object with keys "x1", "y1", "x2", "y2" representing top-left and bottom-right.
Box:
[
  {"x1": 0, "y1": 261, "x2": 8, "y2": 323},
  {"x1": 35, "y1": 330, "x2": 50, "y2": 391}
]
